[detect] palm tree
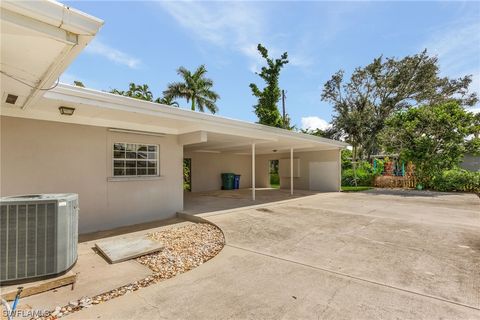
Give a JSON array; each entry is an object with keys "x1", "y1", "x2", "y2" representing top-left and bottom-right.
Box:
[
  {"x1": 154, "y1": 95, "x2": 179, "y2": 107},
  {"x1": 122, "y1": 83, "x2": 138, "y2": 98},
  {"x1": 110, "y1": 83, "x2": 153, "y2": 102},
  {"x1": 125, "y1": 83, "x2": 137, "y2": 97},
  {"x1": 132, "y1": 83, "x2": 153, "y2": 101},
  {"x1": 163, "y1": 65, "x2": 220, "y2": 114},
  {"x1": 110, "y1": 88, "x2": 125, "y2": 95}
]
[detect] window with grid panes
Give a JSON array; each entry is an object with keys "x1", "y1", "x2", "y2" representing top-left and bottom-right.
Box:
[{"x1": 113, "y1": 143, "x2": 158, "y2": 177}]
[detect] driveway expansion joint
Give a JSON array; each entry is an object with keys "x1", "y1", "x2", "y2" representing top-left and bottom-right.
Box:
[{"x1": 225, "y1": 244, "x2": 480, "y2": 312}]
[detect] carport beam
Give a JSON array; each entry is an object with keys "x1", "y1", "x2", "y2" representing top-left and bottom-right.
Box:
[
  {"x1": 290, "y1": 148, "x2": 293, "y2": 195},
  {"x1": 252, "y1": 143, "x2": 256, "y2": 201}
]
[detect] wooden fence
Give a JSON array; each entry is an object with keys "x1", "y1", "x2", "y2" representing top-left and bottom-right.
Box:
[{"x1": 374, "y1": 175, "x2": 417, "y2": 189}]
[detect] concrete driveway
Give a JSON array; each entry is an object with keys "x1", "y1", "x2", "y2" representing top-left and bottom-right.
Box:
[{"x1": 69, "y1": 190, "x2": 480, "y2": 319}]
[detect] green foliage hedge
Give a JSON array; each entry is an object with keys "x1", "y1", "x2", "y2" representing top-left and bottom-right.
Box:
[
  {"x1": 342, "y1": 162, "x2": 377, "y2": 187},
  {"x1": 270, "y1": 173, "x2": 280, "y2": 186},
  {"x1": 341, "y1": 149, "x2": 353, "y2": 170},
  {"x1": 431, "y1": 169, "x2": 480, "y2": 193}
]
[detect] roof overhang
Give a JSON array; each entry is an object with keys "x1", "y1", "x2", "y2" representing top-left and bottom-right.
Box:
[
  {"x1": 0, "y1": 1, "x2": 348, "y2": 155},
  {"x1": 0, "y1": 0, "x2": 103, "y2": 109},
  {"x1": 1, "y1": 83, "x2": 348, "y2": 154}
]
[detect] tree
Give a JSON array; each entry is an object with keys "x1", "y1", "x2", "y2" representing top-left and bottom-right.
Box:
[
  {"x1": 249, "y1": 44, "x2": 290, "y2": 128},
  {"x1": 465, "y1": 113, "x2": 480, "y2": 155},
  {"x1": 110, "y1": 83, "x2": 153, "y2": 102},
  {"x1": 465, "y1": 137, "x2": 480, "y2": 155},
  {"x1": 183, "y1": 158, "x2": 191, "y2": 191},
  {"x1": 301, "y1": 127, "x2": 340, "y2": 140},
  {"x1": 340, "y1": 149, "x2": 353, "y2": 170},
  {"x1": 73, "y1": 80, "x2": 85, "y2": 87},
  {"x1": 134, "y1": 84, "x2": 154, "y2": 102},
  {"x1": 110, "y1": 83, "x2": 182, "y2": 107},
  {"x1": 164, "y1": 65, "x2": 220, "y2": 114},
  {"x1": 322, "y1": 50, "x2": 478, "y2": 161},
  {"x1": 154, "y1": 95, "x2": 179, "y2": 107},
  {"x1": 381, "y1": 102, "x2": 476, "y2": 185}
]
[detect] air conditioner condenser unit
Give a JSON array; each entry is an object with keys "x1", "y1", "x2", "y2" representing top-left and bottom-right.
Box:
[{"x1": 0, "y1": 193, "x2": 79, "y2": 284}]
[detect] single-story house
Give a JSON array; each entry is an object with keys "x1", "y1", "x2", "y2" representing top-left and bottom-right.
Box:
[{"x1": 0, "y1": 1, "x2": 348, "y2": 233}]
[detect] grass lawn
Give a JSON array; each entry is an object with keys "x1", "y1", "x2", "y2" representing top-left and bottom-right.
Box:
[
  {"x1": 270, "y1": 183, "x2": 280, "y2": 189},
  {"x1": 341, "y1": 186, "x2": 373, "y2": 192}
]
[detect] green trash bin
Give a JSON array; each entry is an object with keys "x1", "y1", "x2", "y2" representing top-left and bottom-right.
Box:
[{"x1": 221, "y1": 173, "x2": 235, "y2": 190}]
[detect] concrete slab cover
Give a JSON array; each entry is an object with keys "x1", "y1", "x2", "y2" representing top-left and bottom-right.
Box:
[{"x1": 95, "y1": 235, "x2": 164, "y2": 264}]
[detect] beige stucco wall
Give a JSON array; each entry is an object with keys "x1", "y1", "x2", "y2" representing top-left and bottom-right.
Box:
[
  {"x1": 183, "y1": 151, "x2": 252, "y2": 192},
  {"x1": 184, "y1": 149, "x2": 341, "y2": 193},
  {"x1": 1, "y1": 116, "x2": 183, "y2": 234},
  {"x1": 255, "y1": 150, "x2": 341, "y2": 191}
]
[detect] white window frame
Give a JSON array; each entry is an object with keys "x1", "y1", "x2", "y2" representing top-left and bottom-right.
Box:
[{"x1": 112, "y1": 142, "x2": 159, "y2": 177}]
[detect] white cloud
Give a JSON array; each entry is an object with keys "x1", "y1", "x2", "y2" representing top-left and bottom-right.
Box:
[
  {"x1": 467, "y1": 107, "x2": 480, "y2": 114},
  {"x1": 159, "y1": 2, "x2": 261, "y2": 49},
  {"x1": 85, "y1": 39, "x2": 141, "y2": 69},
  {"x1": 158, "y1": 1, "x2": 312, "y2": 72},
  {"x1": 289, "y1": 54, "x2": 314, "y2": 68},
  {"x1": 423, "y1": 19, "x2": 480, "y2": 96},
  {"x1": 301, "y1": 116, "x2": 331, "y2": 131}
]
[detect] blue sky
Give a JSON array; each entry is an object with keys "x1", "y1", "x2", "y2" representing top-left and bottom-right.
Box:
[{"x1": 62, "y1": 1, "x2": 480, "y2": 130}]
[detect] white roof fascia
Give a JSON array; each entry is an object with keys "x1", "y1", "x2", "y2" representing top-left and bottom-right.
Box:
[
  {"x1": 0, "y1": 0, "x2": 104, "y2": 36},
  {"x1": 44, "y1": 84, "x2": 349, "y2": 148},
  {"x1": 1, "y1": 8, "x2": 77, "y2": 45},
  {"x1": 1, "y1": 0, "x2": 103, "y2": 110}
]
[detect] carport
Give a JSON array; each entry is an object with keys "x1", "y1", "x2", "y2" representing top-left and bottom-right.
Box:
[
  {"x1": 1, "y1": 0, "x2": 348, "y2": 234},
  {"x1": 16, "y1": 81, "x2": 347, "y2": 232},
  {"x1": 182, "y1": 129, "x2": 347, "y2": 202},
  {"x1": 183, "y1": 188, "x2": 319, "y2": 215}
]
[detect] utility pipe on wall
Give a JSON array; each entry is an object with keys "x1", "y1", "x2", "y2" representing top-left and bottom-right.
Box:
[
  {"x1": 338, "y1": 148, "x2": 342, "y2": 192},
  {"x1": 290, "y1": 148, "x2": 293, "y2": 195},
  {"x1": 252, "y1": 143, "x2": 256, "y2": 201}
]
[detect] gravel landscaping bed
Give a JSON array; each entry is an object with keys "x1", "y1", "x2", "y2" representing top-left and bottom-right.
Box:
[{"x1": 32, "y1": 223, "x2": 224, "y2": 320}]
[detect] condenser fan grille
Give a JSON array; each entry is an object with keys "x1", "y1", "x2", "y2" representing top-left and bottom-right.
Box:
[{"x1": 0, "y1": 194, "x2": 78, "y2": 284}]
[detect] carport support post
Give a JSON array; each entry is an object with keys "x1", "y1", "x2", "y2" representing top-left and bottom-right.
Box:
[
  {"x1": 290, "y1": 148, "x2": 293, "y2": 195},
  {"x1": 252, "y1": 143, "x2": 256, "y2": 201}
]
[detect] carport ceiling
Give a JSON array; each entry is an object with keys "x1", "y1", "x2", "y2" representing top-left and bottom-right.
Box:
[{"x1": 184, "y1": 131, "x2": 338, "y2": 155}]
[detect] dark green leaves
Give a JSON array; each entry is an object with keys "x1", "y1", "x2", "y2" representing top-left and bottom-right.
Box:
[
  {"x1": 381, "y1": 102, "x2": 476, "y2": 185},
  {"x1": 322, "y1": 50, "x2": 478, "y2": 159},
  {"x1": 109, "y1": 66, "x2": 217, "y2": 113},
  {"x1": 164, "y1": 65, "x2": 219, "y2": 114},
  {"x1": 110, "y1": 82, "x2": 153, "y2": 102},
  {"x1": 250, "y1": 44, "x2": 290, "y2": 129}
]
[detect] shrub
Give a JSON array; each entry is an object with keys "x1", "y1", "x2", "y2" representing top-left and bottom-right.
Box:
[
  {"x1": 431, "y1": 168, "x2": 480, "y2": 192},
  {"x1": 270, "y1": 173, "x2": 280, "y2": 186},
  {"x1": 342, "y1": 162, "x2": 376, "y2": 186},
  {"x1": 372, "y1": 159, "x2": 385, "y2": 176},
  {"x1": 382, "y1": 102, "x2": 476, "y2": 185},
  {"x1": 341, "y1": 149, "x2": 353, "y2": 170}
]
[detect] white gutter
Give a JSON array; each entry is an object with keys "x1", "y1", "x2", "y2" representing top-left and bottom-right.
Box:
[
  {"x1": 0, "y1": 0, "x2": 104, "y2": 36},
  {"x1": 1, "y1": 0, "x2": 104, "y2": 110},
  {"x1": 46, "y1": 84, "x2": 349, "y2": 148}
]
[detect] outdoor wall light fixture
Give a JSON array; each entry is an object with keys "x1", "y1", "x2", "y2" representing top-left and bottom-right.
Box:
[{"x1": 59, "y1": 106, "x2": 75, "y2": 116}]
